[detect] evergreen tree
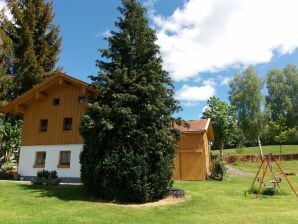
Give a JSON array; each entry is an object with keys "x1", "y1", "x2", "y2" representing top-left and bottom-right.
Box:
[
  {"x1": 1, "y1": 0, "x2": 61, "y2": 96},
  {"x1": 80, "y1": 0, "x2": 181, "y2": 203},
  {"x1": 0, "y1": 28, "x2": 14, "y2": 105},
  {"x1": 229, "y1": 67, "x2": 264, "y2": 152}
]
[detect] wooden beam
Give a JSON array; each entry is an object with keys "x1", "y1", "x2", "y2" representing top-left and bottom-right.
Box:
[
  {"x1": 35, "y1": 92, "x2": 47, "y2": 100},
  {"x1": 58, "y1": 77, "x2": 71, "y2": 86},
  {"x1": 14, "y1": 105, "x2": 26, "y2": 114}
]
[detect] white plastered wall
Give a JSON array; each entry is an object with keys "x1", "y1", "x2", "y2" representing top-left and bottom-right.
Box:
[{"x1": 18, "y1": 144, "x2": 83, "y2": 178}]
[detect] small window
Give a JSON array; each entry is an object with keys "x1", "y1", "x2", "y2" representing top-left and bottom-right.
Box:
[
  {"x1": 78, "y1": 96, "x2": 86, "y2": 104},
  {"x1": 63, "y1": 117, "x2": 72, "y2": 130},
  {"x1": 52, "y1": 98, "x2": 60, "y2": 106},
  {"x1": 58, "y1": 151, "x2": 71, "y2": 168},
  {"x1": 40, "y1": 119, "x2": 48, "y2": 132},
  {"x1": 34, "y1": 152, "x2": 46, "y2": 168}
]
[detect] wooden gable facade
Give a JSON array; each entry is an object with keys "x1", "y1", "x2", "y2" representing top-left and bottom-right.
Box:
[{"x1": 1, "y1": 73, "x2": 98, "y2": 146}]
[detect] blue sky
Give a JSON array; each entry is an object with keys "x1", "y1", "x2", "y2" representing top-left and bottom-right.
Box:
[{"x1": 2, "y1": 0, "x2": 298, "y2": 120}]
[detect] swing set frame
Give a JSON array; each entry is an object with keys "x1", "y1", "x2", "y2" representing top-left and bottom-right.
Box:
[{"x1": 250, "y1": 153, "x2": 298, "y2": 199}]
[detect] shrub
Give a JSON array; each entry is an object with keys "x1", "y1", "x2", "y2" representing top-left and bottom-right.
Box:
[
  {"x1": 33, "y1": 170, "x2": 60, "y2": 185},
  {"x1": 210, "y1": 160, "x2": 226, "y2": 180},
  {"x1": 247, "y1": 186, "x2": 283, "y2": 196},
  {"x1": 37, "y1": 170, "x2": 50, "y2": 179},
  {"x1": 0, "y1": 171, "x2": 14, "y2": 180},
  {"x1": 50, "y1": 170, "x2": 58, "y2": 179}
]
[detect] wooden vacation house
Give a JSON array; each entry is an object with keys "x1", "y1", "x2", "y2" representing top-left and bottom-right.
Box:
[{"x1": 1, "y1": 73, "x2": 214, "y2": 182}]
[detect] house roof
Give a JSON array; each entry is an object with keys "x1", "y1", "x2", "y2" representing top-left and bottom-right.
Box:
[
  {"x1": 0, "y1": 72, "x2": 99, "y2": 116},
  {"x1": 175, "y1": 119, "x2": 214, "y2": 141}
]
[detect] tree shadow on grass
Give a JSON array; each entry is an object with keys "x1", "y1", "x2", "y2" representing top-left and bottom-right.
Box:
[{"x1": 18, "y1": 183, "x2": 96, "y2": 202}]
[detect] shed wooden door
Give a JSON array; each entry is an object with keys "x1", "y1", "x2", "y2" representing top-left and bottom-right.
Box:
[{"x1": 174, "y1": 151, "x2": 205, "y2": 180}]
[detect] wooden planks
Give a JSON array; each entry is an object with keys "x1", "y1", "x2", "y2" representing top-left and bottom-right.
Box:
[{"x1": 22, "y1": 83, "x2": 87, "y2": 145}]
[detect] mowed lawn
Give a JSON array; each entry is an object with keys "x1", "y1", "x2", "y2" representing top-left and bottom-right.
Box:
[
  {"x1": 0, "y1": 161, "x2": 297, "y2": 224},
  {"x1": 212, "y1": 145, "x2": 298, "y2": 156}
]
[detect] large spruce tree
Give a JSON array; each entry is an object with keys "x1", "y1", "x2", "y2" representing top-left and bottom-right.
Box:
[
  {"x1": 1, "y1": 0, "x2": 61, "y2": 96},
  {"x1": 80, "y1": 0, "x2": 181, "y2": 203},
  {"x1": 0, "y1": 24, "x2": 14, "y2": 105}
]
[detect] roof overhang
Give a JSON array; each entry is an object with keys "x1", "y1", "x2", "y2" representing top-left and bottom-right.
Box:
[{"x1": 0, "y1": 72, "x2": 99, "y2": 117}]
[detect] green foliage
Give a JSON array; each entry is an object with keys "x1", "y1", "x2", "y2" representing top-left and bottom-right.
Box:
[
  {"x1": 1, "y1": 0, "x2": 62, "y2": 97},
  {"x1": 266, "y1": 65, "x2": 298, "y2": 128},
  {"x1": 0, "y1": 171, "x2": 14, "y2": 180},
  {"x1": 37, "y1": 170, "x2": 50, "y2": 179},
  {"x1": 268, "y1": 115, "x2": 296, "y2": 144},
  {"x1": 247, "y1": 186, "x2": 282, "y2": 196},
  {"x1": 80, "y1": 0, "x2": 181, "y2": 203},
  {"x1": 0, "y1": 13, "x2": 14, "y2": 104},
  {"x1": 0, "y1": 115, "x2": 22, "y2": 167},
  {"x1": 229, "y1": 66, "x2": 264, "y2": 144},
  {"x1": 202, "y1": 96, "x2": 240, "y2": 153},
  {"x1": 50, "y1": 170, "x2": 58, "y2": 179},
  {"x1": 210, "y1": 160, "x2": 226, "y2": 180}
]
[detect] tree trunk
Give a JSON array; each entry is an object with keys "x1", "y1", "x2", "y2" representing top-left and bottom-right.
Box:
[
  {"x1": 220, "y1": 143, "x2": 224, "y2": 161},
  {"x1": 257, "y1": 136, "x2": 264, "y2": 160}
]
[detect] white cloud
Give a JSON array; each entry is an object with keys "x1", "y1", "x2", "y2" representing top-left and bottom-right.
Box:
[
  {"x1": 0, "y1": 0, "x2": 12, "y2": 21},
  {"x1": 219, "y1": 76, "x2": 232, "y2": 86},
  {"x1": 175, "y1": 84, "x2": 215, "y2": 106},
  {"x1": 153, "y1": 0, "x2": 298, "y2": 81}
]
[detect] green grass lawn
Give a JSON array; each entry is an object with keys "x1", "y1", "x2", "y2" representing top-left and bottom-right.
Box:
[
  {"x1": 0, "y1": 161, "x2": 297, "y2": 224},
  {"x1": 212, "y1": 145, "x2": 298, "y2": 156}
]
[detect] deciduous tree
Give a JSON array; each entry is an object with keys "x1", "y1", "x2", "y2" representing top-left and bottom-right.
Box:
[
  {"x1": 229, "y1": 66, "x2": 264, "y2": 156},
  {"x1": 202, "y1": 96, "x2": 239, "y2": 160}
]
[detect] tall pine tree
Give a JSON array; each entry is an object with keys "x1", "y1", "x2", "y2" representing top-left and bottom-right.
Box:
[
  {"x1": 1, "y1": 0, "x2": 61, "y2": 96},
  {"x1": 80, "y1": 0, "x2": 181, "y2": 203}
]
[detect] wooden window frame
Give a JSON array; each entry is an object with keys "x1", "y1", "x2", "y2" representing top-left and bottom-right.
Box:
[
  {"x1": 57, "y1": 151, "x2": 71, "y2": 168},
  {"x1": 39, "y1": 119, "x2": 48, "y2": 132},
  {"x1": 33, "y1": 151, "x2": 46, "y2": 168},
  {"x1": 63, "y1": 117, "x2": 72, "y2": 131}
]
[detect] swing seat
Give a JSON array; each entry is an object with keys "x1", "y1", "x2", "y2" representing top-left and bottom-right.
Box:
[
  {"x1": 269, "y1": 180, "x2": 281, "y2": 184},
  {"x1": 264, "y1": 185, "x2": 274, "y2": 190}
]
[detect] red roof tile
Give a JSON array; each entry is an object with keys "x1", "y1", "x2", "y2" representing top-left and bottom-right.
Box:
[{"x1": 175, "y1": 119, "x2": 210, "y2": 132}]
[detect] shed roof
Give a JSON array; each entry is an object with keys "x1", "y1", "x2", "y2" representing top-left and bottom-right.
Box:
[{"x1": 175, "y1": 119, "x2": 214, "y2": 141}]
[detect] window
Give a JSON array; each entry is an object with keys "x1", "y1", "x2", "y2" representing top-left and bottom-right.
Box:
[
  {"x1": 78, "y1": 96, "x2": 86, "y2": 104},
  {"x1": 63, "y1": 117, "x2": 72, "y2": 130},
  {"x1": 52, "y1": 98, "x2": 60, "y2": 106},
  {"x1": 58, "y1": 151, "x2": 71, "y2": 168},
  {"x1": 40, "y1": 119, "x2": 48, "y2": 132},
  {"x1": 33, "y1": 152, "x2": 46, "y2": 168}
]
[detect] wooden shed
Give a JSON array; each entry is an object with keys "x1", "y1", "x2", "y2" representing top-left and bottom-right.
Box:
[{"x1": 174, "y1": 119, "x2": 214, "y2": 181}]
